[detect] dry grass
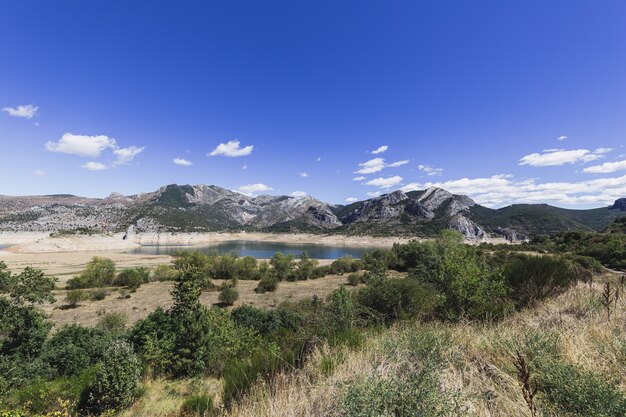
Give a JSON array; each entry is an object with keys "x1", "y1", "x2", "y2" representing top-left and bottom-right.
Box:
[
  {"x1": 43, "y1": 274, "x2": 356, "y2": 327},
  {"x1": 226, "y1": 273, "x2": 626, "y2": 417}
]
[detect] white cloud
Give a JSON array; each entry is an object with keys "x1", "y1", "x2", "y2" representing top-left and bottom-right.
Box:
[
  {"x1": 353, "y1": 176, "x2": 366, "y2": 181},
  {"x1": 46, "y1": 133, "x2": 117, "y2": 157},
  {"x1": 345, "y1": 197, "x2": 358, "y2": 203},
  {"x1": 113, "y1": 146, "x2": 145, "y2": 165},
  {"x1": 237, "y1": 183, "x2": 273, "y2": 196},
  {"x1": 388, "y1": 160, "x2": 409, "y2": 168},
  {"x1": 519, "y1": 148, "x2": 612, "y2": 166},
  {"x1": 82, "y1": 161, "x2": 108, "y2": 171},
  {"x1": 418, "y1": 164, "x2": 444, "y2": 176},
  {"x1": 356, "y1": 158, "x2": 386, "y2": 174},
  {"x1": 558, "y1": 135, "x2": 568, "y2": 141},
  {"x1": 300, "y1": 172, "x2": 309, "y2": 177},
  {"x1": 173, "y1": 158, "x2": 193, "y2": 166},
  {"x1": 242, "y1": 164, "x2": 247, "y2": 170},
  {"x1": 209, "y1": 140, "x2": 253, "y2": 157},
  {"x1": 316, "y1": 157, "x2": 321, "y2": 162},
  {"x1": 291, "y1": 191, "x2": 307, "y2": 197},
  {"x1": 366, "y1": 191, "x2": 381, "y2": 197},
  {"x1": 365, "y1": 175, "x2": 403, "y2": 189},
  {"x1": 2, "y1": 104, "x2": 38, "y2": 119},
  {"x1": 583, "y1": 159, "x2": 626, "y2": 174},
  {"x1": 33, "y1": 169, "x2": 45, "y2": 176},
  {"x1": 372, "y1": 145, "x2": 388, "y2": 155},
  {"x1": 400, "y1": 173, "x2": 626, "y2": 207},
  {"x1": 355, "y1": 158, "x2": 409, "y2": 174}
]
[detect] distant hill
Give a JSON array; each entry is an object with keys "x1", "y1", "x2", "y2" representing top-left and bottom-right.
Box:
[{"x1": 0, "y1": 184, "x2": 623, "y2": 240}]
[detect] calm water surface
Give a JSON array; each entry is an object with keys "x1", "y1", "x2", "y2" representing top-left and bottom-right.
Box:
[{"x1": 128, "y1": 240, "x2": 376, "y2": 259}]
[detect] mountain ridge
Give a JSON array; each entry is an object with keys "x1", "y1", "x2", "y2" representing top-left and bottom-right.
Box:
[{"x1": 0, "y1": 184, "x2": 623, "y2": 240}]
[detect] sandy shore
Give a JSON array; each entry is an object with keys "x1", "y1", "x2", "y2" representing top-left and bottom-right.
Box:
[
  {"x1": 0, "y1": 231, "x2": 407, "y2": 254},
  {"x1": 0, "y1": 231, "x2": 402, "y2": 279}
]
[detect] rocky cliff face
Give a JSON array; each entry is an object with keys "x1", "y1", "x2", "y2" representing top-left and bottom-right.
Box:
[{"x1": 337, "y1": 187, "x2": 486, "y2": 240}]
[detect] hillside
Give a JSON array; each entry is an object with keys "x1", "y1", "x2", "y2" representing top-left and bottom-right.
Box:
[{"x1": 0, "y1": 184, "x2": 623, "y2": 240}]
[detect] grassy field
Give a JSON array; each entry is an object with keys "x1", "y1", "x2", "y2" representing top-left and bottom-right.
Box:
[{"x1": 43, "y1": 272, "x2": 364, "y2": 327}]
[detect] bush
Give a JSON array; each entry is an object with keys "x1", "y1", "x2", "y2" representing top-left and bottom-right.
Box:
[
  {"x1": 338, "y1": 364, "x2": 459, "y2": 417},
  {"x1": 357, "y1": 274, "x2": 440, "y2": 322},
  {"x1": 219, "y1": 286, "x2": 239, "y2": 306},
  {"x1": 64, "y1": 289, "x2": 88, "y2": 307},
  {"x1": 538, "y1": 362, "x2": 626, "y2": 416},
  {"x1": 89, "y1": 288, "x2": 108, "y2": 301},
  {"x1": 97, "y1": 312, "x2": 127, "y2": 333},
  {"x1": 41, "y1": 324, "x2": 115, "y2": 377},
  {"x1": 295, "y1": 251, "x2": 319, "y2": 280},
  {"x1": 255, "y1": 276, "x2": 278, "y2": 293},
  {"x1": 270, "y1": 253, "x2": 294, "y2": 281},
  {"x1": 66, "y1": 257, "x2": 116, "y2": 289},
  {"x1": 504, "y1": 255, "x2": 582, "y2": 307},
  {"x1": 330, "y1": 256, "x2": 362, "y2": 275},
  {"x1": 80, "y1": 340, "x2": 141, "y2": 414},
  {"x1": 152, "y1": 264, "x2": 179, "y2": 281},
  {"x1": 114, "y1": 267, "x2": 150, "y2": 290},
  {"x1": 347, "y1": 273, "x2": 363, "y2": 286},
  {"x1": 414, "y1": 231, "x2": 512, "y2": 319}
]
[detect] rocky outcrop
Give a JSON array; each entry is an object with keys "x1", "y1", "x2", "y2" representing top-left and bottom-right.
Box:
[
  {"x1": 448, "y1": 214, "x2": 487, "y2": 241},
  {"x1": 610, "y1": 198, "x2": 626, "y2": 212}
]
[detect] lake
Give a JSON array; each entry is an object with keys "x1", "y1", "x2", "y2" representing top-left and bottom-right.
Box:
[{"x1": 128, "y1": 240, "x2": 376, "y2": 259}]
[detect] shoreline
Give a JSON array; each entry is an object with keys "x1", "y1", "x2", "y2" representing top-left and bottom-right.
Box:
[{"x1": 0, "y1": 231, "x2": 410, "y2": 254}]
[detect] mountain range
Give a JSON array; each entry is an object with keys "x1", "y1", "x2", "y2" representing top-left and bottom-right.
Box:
[{"x1": 0, "y1": 184, "x2": 624, "y2": 240}]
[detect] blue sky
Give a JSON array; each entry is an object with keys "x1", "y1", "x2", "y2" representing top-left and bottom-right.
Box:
[{"x1": 1, "y1": 1, "x2": 625, "y2": 208}]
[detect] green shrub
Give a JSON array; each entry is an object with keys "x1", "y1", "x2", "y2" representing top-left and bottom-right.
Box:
[
  {"x1": 152, "y1": 264, "x2": 179, "y2": 281},
  {"x1": 66, "y1": 257, "x2": 116, "y2": 289},
  {"x1": 80, "y1": 340, "x2": 141, "y2": 414},
  {"x1": 419, "y1": 231, "x2": 512, "y2": 319},
  {"x1": 96, "y1": 312, "x2": 127, "y2": 333},
  {"x1": 89, "y1": 288, "x2": 108, "y2": 301},
  {"x1": 357, "y1": 274, "x2": 440, "y2": 322},
  {"x1": 7, "y1": 367, "x2": 97, "y2": 415},
  {"x1": 504, "y1": 255, "x2": 582, "y2": 307},
  {"x1": 236, "y1": 256, "x2": 258, "y2": 280},
  {"x1": 330, "y1": 256, "x2": 363, "y2": 275},
  {"x1": 347, "y1": 273, "x2": 363, "y2": 286},
  {"x1": 255, "y1": 276, "x2": 278, "y2": 293},
  {"x1": 181, "y1": 394, "x2": 216, "y2": 416},
  {"x1": 41, "y1": 324, "x2": 115, "y2": 377},
  {"x1": 114, "y1": 267, "x2": 150, "y2": 290},
  {"x1": 64, "y1": 289, "x2": 88, "y2": 307},
  {"x1": 295, "y1": 251, "x2": 319, "y2": 280},
  {"x1": 338, "y1": 364, "x2": 460, "y2": 417},
  {"x1": 219, "y1": 286, "x2": 239, "y2": 306},
  {"x1": 538, "y1": 362, "x2": 626, "y2": 416},
  {"x1": 270, "y1": 253, "x2": 294, "y2": 281}
]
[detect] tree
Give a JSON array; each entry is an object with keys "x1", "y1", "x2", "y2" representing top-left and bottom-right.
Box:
[
  {"x1": 270, "y1": 253, "x2": 294, "y2": 281},
  {"x1": 0, "y1": 262, "x2": 56, "y2": 305},
  {"x1": 0, "y1": 263, "x2": 55, "y2": 359},
  {"x1": 296, "y1": 251, "x2": 319, "y2": 280}
]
